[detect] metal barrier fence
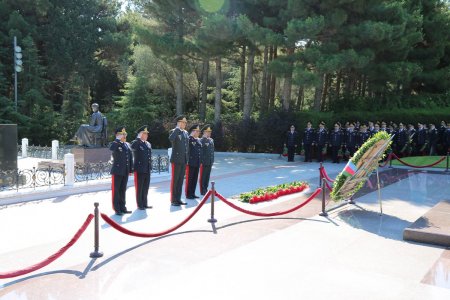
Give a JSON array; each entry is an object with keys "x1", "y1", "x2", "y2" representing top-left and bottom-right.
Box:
[
  {"x1": 0, "y1": 166, "x2": 66, "y2": 191},
  {"x1": 18, "y1": 144, "x2": 72, "y2": 160}
]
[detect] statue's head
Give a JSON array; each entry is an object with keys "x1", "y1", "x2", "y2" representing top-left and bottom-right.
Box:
[{"x1": 91, "y1": 103, "x2": 99, "y2": 112}]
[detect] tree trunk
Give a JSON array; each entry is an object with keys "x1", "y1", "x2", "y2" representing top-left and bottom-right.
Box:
[
  {"x1": 239, "y1": 45, "x2": 246, "y2": 111},
  {"x1": 321, "y1": 73, "x2": 331, "y2": 111},
  {"x1": 335, "y1": 70, "x2": 342, "y2": 101},
  {"x1": 361, "y1": 74, "x2": 367, "y2": 98},
  {"x1": 269, "y1": 46, "x2": 277, "y2": 109},
  {"x1": 267, "y1": 46, "x2": 273, "y2": 110},
  {"x1": 295, "y1": 86, "x2": 304, "y2": 111},
  {"x1": 199, "y1": 58, "x2": 209, "y2": 122},
  {"x1": 313, "y1": 73, "x2": 325, "y2": 112},
  {"x1": 175, "y1": 63, "x2": 183, "y2": 115},
  {"x1": 281, "y1": 47, "x2": 294, "y2": 112},
  {"x1": 243, "y1": 48, "x2": 255, "y2": 121},
  {"x1": 260, "y1": 45, "x2": 269, "y2": 114},
  {"x1": 214, "y1": 57, "x2": 222, "y2": 123}
]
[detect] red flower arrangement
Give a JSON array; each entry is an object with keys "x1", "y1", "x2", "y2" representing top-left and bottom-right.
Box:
[{"x1": 239, "y1": 181, "x2": 309, "y2": 204}]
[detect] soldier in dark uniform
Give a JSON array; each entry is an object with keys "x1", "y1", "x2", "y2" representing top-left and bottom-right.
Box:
[
  {"x1": 315, "y1": 121, "x2": 328, "y2": 162},
  {"x1": 357, "y1": 124, "x2": 370, "y2": 148},
  {"x1": 396, "y1": 123, "x2": 408, "y2": 157},
  {"x1": 110, "y1": 127, "x2": 133, "y2": 215},
  {"x1": 438, "y1": 121, "x2": 447, "y2": 155},
  {"x1": 199, "y1": 125, "x2": 214, "y2": 195},
  {"x1": 131, "y1": 125, "x2": 153, "y2": 210},
  {"x1": 185, "y1": 124, "x2": 202, "y2": 199},
  {"x1": 284, "y1": 125, "x2": 299, "y2": 162},
  {"x1": 415, "y1": 122, "x2": 428, "y2": 156},
  {"x1": 302, "y1": 121, "x2": 315, "y2": 162},
  {"x1": 344, "y1": 122, "x2": 358, "y2": 159},
  {"x1": 169, "y1": 115, "x2": 189, "y2": 206},
  {"x1": 329, "y1": 123, "x2": 343, "y2": 163},
  {"x1": 445, "y1": 122, "x2": 450, "y2": 155},
  {"x1": 428, "y1": 123, "x2": 438, "y2": 156}
]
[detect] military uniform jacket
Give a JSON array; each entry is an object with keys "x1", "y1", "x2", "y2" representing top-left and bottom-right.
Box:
[
  {"x1": 345, "y1": 130, "x2": 358, "y2": 148},
  {"x1": 315, "y1": 129, "x2": 328, "y2": 145},
  {"x1": 408, "y1": 129, "x2": 417, "y2": 144},
  {"x1": 429, "y1": 128, "x2": 438, "y2": 145},
  {"x1": 169, "y1": 127, "x2": 189, "y2": 164},
  {"x1": 302, "y1": 128, "x2": 315, "y2": 145},
  {"x1": 188, "y1": 136, "x2": 202, "y2": 167},
  {"x1": 396, "y1": 129, "x2": 408, "y2": 146},
  {"x1": 131, "y1": 139, "x2": 152, "y2": 173},
  {"x1": 110, "y1": 139, "x2": 133, "y2": 176},
  {"x1": 417, "y1": 128, "x2": 427, "y2": 145},
  {"x1": 358, "y1": 131, "x2": 370, "y2": 147},
  {"x1": 329, "y1": 130, "x2": 343, "y2": 147},
  {"x1": 201, "y1": 137, "x2": 215, "y2": 166},
  {"x1": 285, "y1": 131, "x2": 299, "y2": 147}
]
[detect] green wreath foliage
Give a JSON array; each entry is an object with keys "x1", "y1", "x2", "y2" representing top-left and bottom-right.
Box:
[{"x1": 330, "y1": 131, "x2": 392, "y2": 201}]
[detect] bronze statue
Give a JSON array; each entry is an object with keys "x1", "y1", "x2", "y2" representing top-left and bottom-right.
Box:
[{"x1": 72, "y1": 103, "x2": 104, "y2": 147}]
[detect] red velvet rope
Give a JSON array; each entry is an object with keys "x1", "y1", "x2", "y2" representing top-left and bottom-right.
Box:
[
  {"x1": 320, "y1": 167, "x2": 335, "y2": 183},
  {"x1": 391, "y1": 153, "x2": 446, "y2": 168},
  {"x1": 0, "y1": 214, "x2": 94, "y2": 279},
  {"x1": 101, "y1": 190, "x2": 212, "y2": 238},
  {"x1": 214, "y1": 188, "x2": 322, "y2": 217}
]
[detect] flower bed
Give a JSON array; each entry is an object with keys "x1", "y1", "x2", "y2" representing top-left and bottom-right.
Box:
[{"x1": 239, "y1": 181, "x2": 309, "y2": 204}]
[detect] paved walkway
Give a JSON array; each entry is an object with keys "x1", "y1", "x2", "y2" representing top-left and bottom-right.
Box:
[{"x1": 0, "y1": 154, "x2": 449, "y2": 299}]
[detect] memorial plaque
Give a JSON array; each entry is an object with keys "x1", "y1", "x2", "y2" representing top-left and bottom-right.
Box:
[{"x1": 0, "y1": 124, "x2": 18, "y2": 171}]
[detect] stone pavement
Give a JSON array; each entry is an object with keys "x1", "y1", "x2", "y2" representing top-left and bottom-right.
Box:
[{"x1": 0, "y1": 154, "x2": 449, "y2": 300}]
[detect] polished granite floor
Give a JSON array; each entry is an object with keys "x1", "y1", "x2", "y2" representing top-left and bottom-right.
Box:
[{"x1": 1, "y1": 159, "x2": 449, "y2": 300}]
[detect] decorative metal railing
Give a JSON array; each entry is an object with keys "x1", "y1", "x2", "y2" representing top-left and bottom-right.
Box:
[
  {"x1": 18, "y1": 144, "x2": 72, "y2": 160},
  {"x1": 0, "y1": 166, "x2": 65, "y2": 191}
]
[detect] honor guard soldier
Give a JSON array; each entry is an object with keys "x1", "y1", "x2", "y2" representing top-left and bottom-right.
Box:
[
  {"x1": 396, "y1": 123, "x2": 408, "y2": 157},
  {"x1": 329, "y1": 123, "x2": 343, "y2": 163},
  {"x1": 357, "y1": 124, "x2": 370, "y2": 148},
  {"x1": 315, "y1": 121, "x2": 328, "y2": 162},
  {"x1": 445, "y1": 122, "x2": 450, "y2": 154},
  {"x1": 416, "y1": 122, "x2": 428, "y2": 156},
  {"x1": 131, "y1": 125, "x2": 153, "y2": 210},
  {"x1": 302, "y1": 121, "x2": 315, "y2": 162},
  {"x1": 284, "y1": 125, "x2": 299, "y2": 162},
  {"x1": 428, "y1": 123, "x2": 438, "y2": 156},
  {"x1": 345, "y1": 123, "x2": 358, "y2": 159},
  {"x1": 169, "y1": 115, "x2": 189, "y2": 206},
  {"x1": 110, "y1": 127, "x2": 133, "y2": 215},
  {"x1": 199, "y1": 125, "x2": 214, "y2": 195},
  {"x1": 438, "y1": 121, "x2": 447, "y2": 155},
  {"x1": 186, "y1": 124, "x2": 202, "y2": 199}
]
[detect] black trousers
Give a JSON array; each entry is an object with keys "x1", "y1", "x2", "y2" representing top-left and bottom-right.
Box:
[
  {"x1": 112, "y1": 174, "x2": 128, "y2": 213},
  {"x1": 185, "y1": 165, "x2": 200, "y2": 198},
  {"x1": 199, "y1": 164, "x2": 212, "y2": 195},
  {"x1": 171, "y1": 163, "x2": 186, "y2": 202},
  {"x1": 331, "y1": 146, "x2": 340, "y2": 163},
  {"x1": 287, "y1": 146, "x2": 295, "y2": 161},
  {"x1": 304, "y1": 144, "x2": 312, "y2": 162},
  {"x1": 134, "y1": 172, "x2": 150, "y2": 208},
  {"x1": 317, "y1": 144, "x2": 326, "y2": 162}
]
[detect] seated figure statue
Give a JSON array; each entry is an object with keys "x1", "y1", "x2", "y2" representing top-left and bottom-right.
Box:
[{"x1": 72, "y1": 103, "x2": 103, "y2": 147}]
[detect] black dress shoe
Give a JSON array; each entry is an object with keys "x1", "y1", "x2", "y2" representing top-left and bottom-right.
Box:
[
  {"x1": 115, "y1": 212, "x2": 123, "y2": 216},
  {"x1": 138, "y1": 207, "x2": 145, "y2": 210},
  {"x1": 145, "y1": 205, "x2": 153, "y2": 209},
  {"x1": 193, "y1": 195, "x2": 200, "y2": 198},
  {"x1": 179, "y1": 201, "x2": 187, "y2": 205},
  {"x1": 123, "y1": 210, "x2": 132, "y2": 214},
  {"x1": 171, "y1": 202, "x2": 181, "y2": 206},
  {"x1": 186, "y1": 196, "x2": 195, "y2": 200}
]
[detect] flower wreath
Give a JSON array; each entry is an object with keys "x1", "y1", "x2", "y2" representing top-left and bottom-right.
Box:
[{"x1": 330, "y1": 131, "x2": 392, "y2": 201}]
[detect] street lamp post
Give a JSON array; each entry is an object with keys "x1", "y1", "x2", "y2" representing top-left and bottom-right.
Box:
[{"x1": 13, "y1": 36, "x2": 23, "y2": 111}]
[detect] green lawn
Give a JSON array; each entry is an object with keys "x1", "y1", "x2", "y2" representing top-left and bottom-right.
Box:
[{"x1": 391, "y1": 155, "x2": 449, "y2": 169}]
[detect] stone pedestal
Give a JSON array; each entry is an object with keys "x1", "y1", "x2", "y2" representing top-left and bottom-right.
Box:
[
  {"x1": 0, "y1": 124, "x2": 18, "y2": 171},
  {"x1": 72, "y1": 147, "x2": 111, "y2": 165}
]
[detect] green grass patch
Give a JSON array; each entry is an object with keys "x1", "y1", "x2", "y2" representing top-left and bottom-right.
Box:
[{"x1": 391, "y1": 156, "x2": 448, "y2": 169}]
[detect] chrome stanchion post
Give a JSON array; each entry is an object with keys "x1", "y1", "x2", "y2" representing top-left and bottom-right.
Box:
[
  {"x1": 319, "y1": 178, "x2": 328, "y2": 217},
  {"x1": 208, "y1": 181, "x2": 217, "y2": 223},
  {"x1": 90, "y1": 202, "x2": 104, "y2": 258}
]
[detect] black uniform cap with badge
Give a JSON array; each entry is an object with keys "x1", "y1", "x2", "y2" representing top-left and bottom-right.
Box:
[
  {"x1": 189, "y1": 124, "x2": 200, "y2": 134},
  {"x1": 115, "y1": 126, "x2": 127, "y2": 136},
  {"x1": 136, "y1": 125, "x2": 150, "y2": 135},
  {"x1": 201, "y1": 124, "x2": 212, "y2": 133},
  {"x1": 174, "y1": 115, "x2": 187, "y2": 124}
]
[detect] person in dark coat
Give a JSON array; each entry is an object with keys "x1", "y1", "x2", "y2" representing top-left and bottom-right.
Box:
[
  {"x1": 284, "y1": 125, "x2": 299, "y2": 162},
  {"x1": 186, "y1": 124, "x2": 202, "y2": 199},
  {"x1": 445, "y1": 122, "x2": 450, "y2": 154},
  {"x1": 199, "y1": 125, "x2": 214, "y2": 195},
  {"x1": 131, "y1": 125, "x2": 153, "y2": 210},
  {"x1": 396, "y1": 123, "x2": 408, "y2": 157},
  {"x1": 415, "y1": 122, "x2": 428, "y2": 156},
  {"x1": 344, "y1": 122, "x2": 358, "y2": 159},
  {"x1": 169, "y1": 115, "x2": 189, "y2": 206},
  {"x1": 357, "y1": 124, "x2": 370, "y2": 148},
  {"x1": 302, "y1": 121, "x2": 315, "y2": 162},
  {"x1": 329, "y1": 123, "x2": 343, "y2": 163},
  {"x1": 315, "y1": 121, "x2": 328, "y2": 162},
  {"x1": 438, "y1": 120, "x2": 447, "y2": 155},
  {"x1": 428, "y1": 123, "x2": 438, "y2": 156},
  {"x1": 110, "y1": 126, "x2": 133, "y2": 215}
]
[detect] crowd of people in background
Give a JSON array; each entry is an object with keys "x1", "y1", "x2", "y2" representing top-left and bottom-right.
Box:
[{"x1": 284, "y1": 120, "x2": 450, "y2": 163}]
